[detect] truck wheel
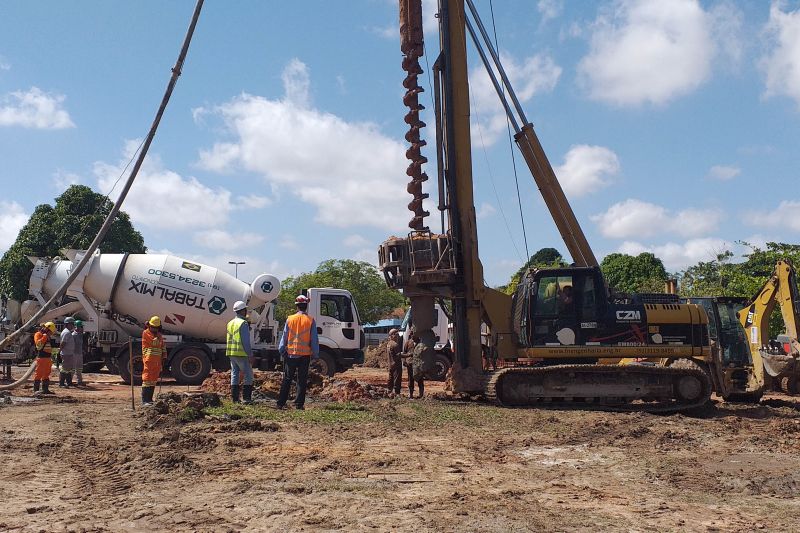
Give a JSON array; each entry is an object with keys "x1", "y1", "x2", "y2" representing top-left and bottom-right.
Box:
[
  {"x1": 311, "y1": 351, "x2": 336, "y2": 377},
  {"x1": 431, "y1": 352, "x2": 451, "y2": 381},
  {"x1": 170, "y1": 348, "x2": 212, "y2": 385},
  {"x1": 117, "y1": 348, "x2": 143, "y2": 386}
]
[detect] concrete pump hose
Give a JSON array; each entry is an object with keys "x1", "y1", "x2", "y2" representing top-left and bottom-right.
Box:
[
  {"x1": 0, "y1": 362, "x2": 36, "y2": 391},
  {"x1": 0, "y1": 0, "x2": 204, "y2": 392}
]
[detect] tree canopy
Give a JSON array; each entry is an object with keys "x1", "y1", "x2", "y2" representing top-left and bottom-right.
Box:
[
  {"x1": 0, "y1": 185, "x2": 146, "y2": 301},
  {"x1": 276, "y1": 259, "x2": 404, "y2": 324},
  {"x1": 600, "y1": 252, "x2": 669, "y2": 293},
  {"x1": 500, "y1": 247, "x2": 566, "y2": 295}
]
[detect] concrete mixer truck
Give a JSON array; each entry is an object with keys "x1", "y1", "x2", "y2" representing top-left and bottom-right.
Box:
[{"x1": 23, "y1": 250, "x2": 365, "y2": 384}]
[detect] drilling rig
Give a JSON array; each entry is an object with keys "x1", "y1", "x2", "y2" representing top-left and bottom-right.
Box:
[{"x1": 379, "y1": 0, "x2": 715, "y2": 412}]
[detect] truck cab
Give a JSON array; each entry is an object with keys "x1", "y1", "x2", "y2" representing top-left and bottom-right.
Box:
[{"x1": 305, "y1": 287, "x2": 365, "y2": 376}]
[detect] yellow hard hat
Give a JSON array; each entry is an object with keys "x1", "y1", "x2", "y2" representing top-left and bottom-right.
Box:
[
  {"x1": 148, "y1": 316, "x2": 161, "y2": 327},
  {"x1": 44, "y1": 322, "x2": 56, "y2": 333}
]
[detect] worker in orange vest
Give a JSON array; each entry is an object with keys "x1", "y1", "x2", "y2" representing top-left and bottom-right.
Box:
[
  {"x1": 276, "y1": 294, "x2": 319, "y2": 410},
  {"x1": 141, "y1": 316, "x2": 167, "y2": 405},
  {"x1": 33, "y1": 322, "x2": 57, "y2": 394}
]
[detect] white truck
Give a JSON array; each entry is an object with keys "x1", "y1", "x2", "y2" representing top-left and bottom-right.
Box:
[{"x1": 23, "y1": 250, "x2": 364, "y2": 383}]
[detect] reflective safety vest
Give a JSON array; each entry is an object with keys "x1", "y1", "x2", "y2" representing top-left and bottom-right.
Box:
[
  {"x1": 142, "y1": 329, "x2": 166, "y2": 361},
  {"x1": 33, "y1": 331, "x2": 53, "y2": 358},
  {"x1": 286, "y1": 313, "x2": 314, "y2": 357},
  {"x1": 226, "y1": 317, "x2": 247, "y2": 357}
]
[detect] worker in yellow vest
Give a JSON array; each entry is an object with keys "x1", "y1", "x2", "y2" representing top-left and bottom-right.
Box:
[
  {"x1": 276, "y1": 294, "x2": 319, "y2": 410},
  {"x1": 141, "y1": 316, "x2": 167, "y2": 405},
  {"x1": 226, "y1": 300, "x2": 254, "y2": 404}
]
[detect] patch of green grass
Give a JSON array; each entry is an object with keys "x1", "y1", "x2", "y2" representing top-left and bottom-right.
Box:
[{"x1": 205, "y1": 401, "x2": 374, "y2": 424}]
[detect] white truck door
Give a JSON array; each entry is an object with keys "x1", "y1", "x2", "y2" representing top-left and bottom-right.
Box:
[{"x1": 311, "y1": 289, "x2": 361, "y2": 351}]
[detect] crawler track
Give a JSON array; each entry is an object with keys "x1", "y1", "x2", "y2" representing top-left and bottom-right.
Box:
[{"x1": 486, "y1": 364, "x2": 712, "y2": 413}]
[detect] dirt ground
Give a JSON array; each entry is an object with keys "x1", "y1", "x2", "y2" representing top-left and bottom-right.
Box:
[{"x1": 1, "y1": 367, "x2": 799, "y2": 533}]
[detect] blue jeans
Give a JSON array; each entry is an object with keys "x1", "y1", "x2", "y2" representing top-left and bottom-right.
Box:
[{"x1": 229, "y1": 356, "x2": 253, "y2": 386}]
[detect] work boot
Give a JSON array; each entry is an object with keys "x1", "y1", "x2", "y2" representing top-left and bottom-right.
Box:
[
  {"x1": 59, "y1": 372, "x2": 66, "y2": 387},
  {"x1": 66, "y1": 374, "x2": 74, "y2": 388},
  {"x1": 42, "y1": 381, "x2": 54, "y2": 395},
  {"x1": 231, "y1": 385, "x2": 241, "y2": 404},
  {"x1": 242, "y1": 385, "x2": 253, "y2": 405},
  {"x1": 141, "y1": 386, "x2": 154, "y2": 405},
  {"x1": 33, "y1": 380, "x2": 40, "y2": 393}
]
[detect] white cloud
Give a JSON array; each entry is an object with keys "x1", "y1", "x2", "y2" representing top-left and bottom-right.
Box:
[
  {"x1": 196, "y1": 59, "x2": 411, "y2": 230},
  {"x1": 95, "y1": 140, "x2": 232, "y2": 230},
  {"x1": 706, "y1": 164, "x2": 740, "y2": 181},
  {"x1": 554, "y1": 145, "x2": 620, "y2": 196},
  {"x1": 279, "y1": 236, "x2": 300, "y2": 250},
  {"x1": 351, "y1": 248, "x2": 379, "y2": 265},
  {"x1": 476, "y1": 202, "x2": 496, "y2": 219},
  {"x1": 746, "y1": 200, "x2": 800, "y2": 232},
  {"x1": 0, "y1": 201, "x2": 28, "y2": 253},
  {"x1": 577, "y1": 0, "x2": 722, "y2": 106},
  {"x1": 367, "y1": 25, "x2": 396, "y2": 39},
  {"x1": 52, "y1": 170, "x2": 81, "y2": 192},
  {"x1": 0, "y1": 55, "x2": 10, "y2": 71},
  {"x1": 591, "y1": 199, "x2": 722, "y2": 239},
  {"x1": 236, "y1": 194, "x2": 271, "y2": 209},
  {"x1": 537, "y1": 0, "x2": 563, "y2": 23},
  {"x1": 193, "y1": 229, "x2": 264, "y2": 251},
  {"x1": 343, "y1": 234, "x2": 369, "y2": 248},
  {"x1": 470, "y1": 53, "x2": 561, "y2": 144},
  {"x1": 618, "y1": 237, "x2": 731, "y2": 271},
  {"x1": 0, "y1": 87, "x2": 75, "y2": 129},
  {"x1": 760, "y1": 3, "x2": 800, "y2": 108}
]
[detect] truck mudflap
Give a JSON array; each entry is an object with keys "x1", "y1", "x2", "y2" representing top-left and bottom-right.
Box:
[{"x1": 486, "y1": 364, "x2": 712, "y2": 413}]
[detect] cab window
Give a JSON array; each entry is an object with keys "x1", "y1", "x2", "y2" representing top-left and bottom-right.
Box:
[
  {"x1": 320, "y1": 294, "x2": 355, "y2": 322},
  {"x1": 535, "y1": 276, "x2": 573, "y2": 316}
]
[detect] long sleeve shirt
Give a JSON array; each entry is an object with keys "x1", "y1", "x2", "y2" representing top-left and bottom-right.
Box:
[
  {"x1": 240, "y1": 321, "x2": 252, "y2": 357},
  {"x1": 278, "y1": 311, "x2": 319, "y2": 358}
]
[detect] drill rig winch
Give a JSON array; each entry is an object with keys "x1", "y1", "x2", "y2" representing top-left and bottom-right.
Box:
[{"x1": 379, "y1": 0, "x2": 714, "y2": 412}]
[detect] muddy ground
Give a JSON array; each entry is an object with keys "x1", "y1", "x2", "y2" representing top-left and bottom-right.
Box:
[{"x1": 1, "y1": 367, "x2": 799, "y2": 532}]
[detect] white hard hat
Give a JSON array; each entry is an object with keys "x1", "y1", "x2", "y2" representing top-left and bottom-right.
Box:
[
  {"x1": 233, "y1": 300, "x2": 247, "y2": 312},
  {"x1": 295, "y1": 295, "x2": 310, "y2": 305}
]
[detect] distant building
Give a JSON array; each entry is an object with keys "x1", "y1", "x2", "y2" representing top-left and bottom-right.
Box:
[{"x1": 364, "y1": 318, "x2": 403, "y2": 347}]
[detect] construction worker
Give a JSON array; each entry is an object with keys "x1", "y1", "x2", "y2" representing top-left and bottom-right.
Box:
[
  {"x1": 226, "y1": 300, "x2": 254, "y2": 404},
  {"x1": 32, "y1": 322, "x2": 57, "y2": 394},
  {"x1": 72, "y1": 320, "x2": 86, "y2": 386},
  {"x1": 276, "y1": 294, "x2": 319, "y2": 410},
  {"x1": 386, "y1": 328, "x2": 403, "y2": 395},
  {"x1": 402, "y1": 327, "x2": 424, "y2": 398},
  {"x1": 58, "y1": 317, "x2": 76, "y2": 388},
  {"x1": 141, "y1": 316, "x2": 166, "y2": 406}
]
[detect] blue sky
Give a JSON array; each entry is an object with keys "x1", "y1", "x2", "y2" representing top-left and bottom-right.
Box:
[{"x1": 1, "y1": 0, "x2": 799, "y2": 288}]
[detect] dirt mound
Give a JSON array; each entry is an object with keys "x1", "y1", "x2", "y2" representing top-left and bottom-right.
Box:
[
  {"x1": 140, "y1": 392, "x2": 222, "y2": 428},
  {"x1": 201, "y1": 370, "x2": 325, "y2": 399},
  {"x1": 363, "y1": 339, "x2": 390, "y2": 369},
  {"x1": 320, "y1": 378, "x2": 392, "y2": 402}
]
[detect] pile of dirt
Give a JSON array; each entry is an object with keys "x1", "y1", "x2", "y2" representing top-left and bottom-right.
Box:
[
  {"x1": 201, "y1": 370, "x2": 325, "y2": 399},
  {"x1": 320, "y1": 378, "x2": 392, "y2": 402},
  {"x1": 362, "y1": 339, "x2": 390, "y2": 369},
  {"x1": 139, "y1": 392, "x2": 222, "y2": 428}
]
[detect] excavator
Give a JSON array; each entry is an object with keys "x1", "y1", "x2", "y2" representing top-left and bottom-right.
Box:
[
  {"x1": 378, "y1": 0, "x2": 723, "y2": 412},
  {"x1": 739, "y1": 259, "x2": 800, "y2": 393}
]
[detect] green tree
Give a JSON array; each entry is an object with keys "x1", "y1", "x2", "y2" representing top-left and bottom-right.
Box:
[
  {"x1": 276, "y1": 259, "x2": 404, "y2": 324},
  {"x1": 600, "y1": 252, "x2": 668, "y2": 293},
  {"x1": 0, "y1": 185, "x2": 146, "y2": 301},
  {"x1": 501, "y1": 247, "x2": 566, "y2": 295}
]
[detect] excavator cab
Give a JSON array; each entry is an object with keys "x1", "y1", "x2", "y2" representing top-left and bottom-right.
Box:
[{"x1": 517, "y1": 267, "x2": 607, "y2": 348}]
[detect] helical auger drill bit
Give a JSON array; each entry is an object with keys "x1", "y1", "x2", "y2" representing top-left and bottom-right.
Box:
[{"x1": 400, "y1": 0, "x2": 429, "y2": 231}]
